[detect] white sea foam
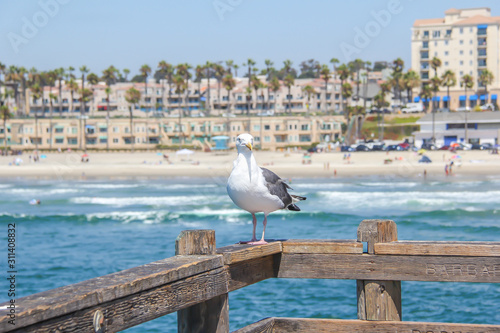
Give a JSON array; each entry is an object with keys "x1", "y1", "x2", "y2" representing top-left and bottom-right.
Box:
[
  {"x1": 78, "y1": 184, "x2": 141, "y2": 189},
  {"x1": 87, "y1": 211, "x2": 169, "y2": 224},
  {"x1": 315, "y1": 190, "x2": 500, "y2": 213},
  {"x1": 71, "y1": 195, "x2": 227, "y2": 207},
  {"x1": 10, "y1": 188, "x2": 80, "y2": 195}
]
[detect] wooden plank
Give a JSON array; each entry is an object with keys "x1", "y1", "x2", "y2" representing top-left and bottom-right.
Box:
[
  {"x1": 176, "y1": 229, "x2": 216, "y2": 255},
  {"x1": 216, "y1": 242, "x2": 282, "y2": 265},
  {"x1": 227, "y1": 254, "x2": 280, "y2": 292},
  {"x1": 8, "y1": 267, "x2": 229, "y2": 333},
  {"x1": 357, "y1": 280, "x2": 401, "y2": 321},
  {"x1": 356, "y1": 219, "x2": 401, "y2": 321},
  {"x1": 0, "y1": 255, "x2": 223, "y2": 332},
  {"x1": 278, "y1": 253, "x2": 500, "y2": 283},
  {"x1": 231, "y1": 317, "x2": 274, "y2": 333},
  {"x1": 376, "y1": 241, "x2": 500, "y2": 257},
  {"x1": 177, "y1": 229, "x2": 229, "y2": 333},
  {"x1": 282, "y1": 239, "x2": 362, "y2": 254},
  {"x1": 272, "y1": 318, "x2": 500, "y2": 332}
]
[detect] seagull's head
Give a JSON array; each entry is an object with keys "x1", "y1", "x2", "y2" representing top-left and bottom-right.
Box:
[{"x1": 236, "y1": 133, "x2": 254, "y2": 153}]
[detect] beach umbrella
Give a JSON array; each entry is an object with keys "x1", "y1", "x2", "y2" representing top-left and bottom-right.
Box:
[
  {"x1": 82, "y1": 153, "x2": 89, "y2": 158},
  {"x1": 40, "y1": 154, "x2": 47, "y2": 159},
  {"x1": 451, "y1": 155, "x2": 461, "y2": 159},
  {"x1": 176, "y1": 148, "x2": 194, "y2": 155},
  {"x1": 450, "y1": 143, "x2": 460, "y2": 148},
  {"x1": 418, "y1": 149, "x2": 426, "y2": 155},
  {"x1": 418, "y1": 155, "x2": 432, "y2": 163}
]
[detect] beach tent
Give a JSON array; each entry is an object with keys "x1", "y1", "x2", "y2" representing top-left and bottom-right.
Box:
[
  {"x1": 176, "y1": 148, "x2": 194, "y2": 155},
  {"x1": 418, "y1": 155, "x2": 432, "y2": 163}
]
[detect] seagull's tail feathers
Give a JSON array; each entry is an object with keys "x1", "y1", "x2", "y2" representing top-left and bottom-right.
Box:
[
  {"x1": 287, "y1": 204, "x2": 301, "y2": 211},
  {"x1": 291, "y1": 195, "x2": 306, "y2": 202}
]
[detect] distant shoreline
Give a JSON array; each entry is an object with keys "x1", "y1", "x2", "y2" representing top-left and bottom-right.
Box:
[{"x1": 1, "y1": 150, "x2": 499, "y2": 181}]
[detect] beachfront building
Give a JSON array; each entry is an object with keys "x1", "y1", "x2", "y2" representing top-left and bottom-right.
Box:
[
  {"x1": 21, "y1": 75, "x2": 384, "y2": 118},
  {"x1": 0, "y1": 115, "x2": 343, "y2": 152},
  {"x1": 414, "y1": 111, "x2": 500, "y2": 147},
  {"x1": 411, "y1": 7, "x2": 500, "y2": 110}
]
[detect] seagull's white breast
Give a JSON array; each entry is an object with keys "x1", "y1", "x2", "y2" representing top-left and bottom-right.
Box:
[{"x1": 227, "y1": 153, "x2": 284, "y2": 214}]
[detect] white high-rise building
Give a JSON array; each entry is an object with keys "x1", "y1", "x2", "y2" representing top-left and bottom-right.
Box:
[{"x1": 411, "y1": 7, "x2": 500, "y2": 110}]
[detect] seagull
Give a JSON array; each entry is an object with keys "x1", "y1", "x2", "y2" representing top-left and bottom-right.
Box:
[{"x1": 227, "y1": 133, "x2": 306, "y2": 245}]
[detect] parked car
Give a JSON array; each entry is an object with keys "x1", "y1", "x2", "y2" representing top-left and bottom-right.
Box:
[
  {"x1": 355, "y1": 144, "x2": 371, "y2": 152},
  {"x1": 401, "y1": 103, "x2": 424, "y2": 113},
  {"x1": 398, "y1": 143, "x2": 410, "y2": 150},
  {"x1": 471, "y1": 143, "x2": 484, "y2": 150},
  {"x1": 372, "y1": 144, "x2": 386, "y2": 151},
  {"x1": 437, "y1": 108, "x2": 450, "y2": 113},
  {"x1": 340, "y1": 145, "x2": 355, "y2": 152},
  {"x1": 369, "y1": 108, "x2": 391, "y2": 114},
  {"x1": 482, "y1": 143, "x2": 494, "y2": 150},
  {"x1": 456, "y1": 106, "x2": 471, "y2": 112},
  {"x1": 438, "y1": 145, "x2": 450, "y2": 150},
  {"x1": 385, "y1": 144, "x2": 403, "y2": 151},
  {"x1": 479, "y1": 103, "x2": 495, "y2": 111},
  {"x1": 421, "y1": 143, "x2": 437, "y2": 150}
]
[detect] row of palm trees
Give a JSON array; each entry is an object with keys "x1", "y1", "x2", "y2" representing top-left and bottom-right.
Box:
[{"x1": 0, "y1": 57, "x2": 496, "y2": 148}]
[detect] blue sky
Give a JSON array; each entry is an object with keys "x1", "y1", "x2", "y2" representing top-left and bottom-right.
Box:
[{"x1": 1, "y1": 0, "x2": 499, "y2": 76}]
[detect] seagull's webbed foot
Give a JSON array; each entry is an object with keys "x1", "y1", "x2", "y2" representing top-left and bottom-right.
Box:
[
  {"x1": 247, "y1": 239, "x2": 268, "y2": 245},
  {"x1": 238, "y1": 238, "x2": 258, "y2": 244}
]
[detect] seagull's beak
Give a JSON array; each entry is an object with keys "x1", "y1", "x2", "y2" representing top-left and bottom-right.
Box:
[{"x1": 245, "y1": 142, "x2": 253, "y2": 151}]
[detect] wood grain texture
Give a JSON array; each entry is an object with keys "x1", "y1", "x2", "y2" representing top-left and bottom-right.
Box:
[
  {"x1": 177, "y1": 229, "x2": 229, "y2": 333},
  {"x1": 278, "y1": 253, "x2": 500, "y2": 283},
  {"x1": 357, "y1": 219, "x2": 398, "y2": 254},
  {"x1": 176, "y1": 229, "x2": 216, "y2": 255},
  {"x1": 227, "y1": 254, "x2": 280, "y2": 292},
  {"x1": 216, "y1": 242, "x2": 282, "y2": 265},
  {"x1": 375, "y1": 241, "x2": 500, "y2": 257},
  {"x1": 271, "y1": 318, "x2": 500, "y2": 333},
  {"x1": 8, "y1": 267, "x2": 229, "y2": 333},
  {"x1": 357, "y1": 280, "x2": 401, "y2": 321},
  {"x1": 0, "y1": 255, "x2": 223, "y2": 332},
  {"x1": 282, "y1": 239, "x2": 362, "y2": 254},
  {"x1": 231, "y1": 317, "x2": 274, "y2": 333}
]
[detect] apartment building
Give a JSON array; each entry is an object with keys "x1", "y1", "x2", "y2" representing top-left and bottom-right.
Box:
[
  {"x1": 411, "y1": 7, "x2": 500, "y2": 110},
  {"x1": 0, "y1": 115, "x2": 342, "y2": 151}
]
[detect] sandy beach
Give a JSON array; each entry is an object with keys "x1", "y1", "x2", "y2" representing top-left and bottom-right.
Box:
[{"x1": 1, "y1": 148, "x2": 499, "y2": 180}]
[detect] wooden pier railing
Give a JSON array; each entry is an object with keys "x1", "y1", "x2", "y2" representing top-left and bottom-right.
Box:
[{"x1": 1, "y1": 219, "x2": 500, "y2": 332}]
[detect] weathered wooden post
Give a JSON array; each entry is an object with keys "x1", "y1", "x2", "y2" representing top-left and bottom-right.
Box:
[
  {"x1": 357, "y1": 219, "x2": 402, "y2": 321},
  {"x1": 176, "y1": 230, "x2": 229, "y2": 333}
]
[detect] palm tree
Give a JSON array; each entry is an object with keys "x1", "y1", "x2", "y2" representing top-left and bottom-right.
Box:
[
  {"x1": 478, "y1": 69, "x2": 494, "y2": 97},
  {"x1": 30, "y1": 83, "x2": 42, "y2": 151},
  {"x1": 461, "y1": 74, "x2": 474, "y2": 143},
  {"x1": 55, "y1": 67, "x2": 65, "y2": 116},
  {"x1": 302, "y1": 85, "x2": 316, "y2": 117},
  {"x1": 173, "y1": 75, "x2": 187, "y2": 145},
  {"x1": 244, "y1": 58, "x2": 256, "y2": 91},
  {"x1": 204, "y1": 61, "x2": 213, "y2": 115},
  {"x1": 79, "y1": 66, "x2": 89, "y2": 115},
  {"x1": 269, "y1": 77, "x2": 280, "y2": 113},
  {"x1": 320, "y1": 65, "x2": 331, "y2": 113},
  {"x1": 391, "y1": 58, "x2": 405, "y2": 107},
  {"x1": 67, "y1": 79, "x2": 79, "y2": 116},
  {"x1": 48, "y1": 93, "x2": 57, "y2": 149},
  {"x1": 140, "y1": 64, "x2": 152, "y2": 112},
  {"x1": 213, "y1": 64, "x2": 225, "y2": 114},
  {"x1": 101, "y1": 65, "x2": 118, "y2": 150},
  {"x1": 79, "y1": 88, "x2": 93, "y2": 151},
  {"x1": 373, "y1": 93, "x2": 389, "y2": 141},
  {"x1": 440, "y1": 70, "x2": 456, "y2": 109},
  {"x1": 337, "y1": 64, "x2": 350, "y2": 115},
  {"x1": 403, "y1": 70, "x2": 421, "y2": 104},
  {"x1": 194, "y1": 65, "x2": 205, "y2": 111},
  {"x1": 251, "y1": 75, "x2": 262, "y2": 111},
  {"x1": 157, "y1": 60, "x2": 170, "y2": 112},
  {"x1": 86, "y1": 73, "x2": 99, "y2": 114},
  {"x1": 330, "y1": 57, "x2": 339, "y2": 75},
  {"x1": 284, "y1": 74, "x2": 295, "y2": 114},
  {"x1": 0, "y1": 105, "x2": 12, "y2": 152},
  {"x1": 225, "y1": 60, "x2": 234, "y2": 75},
  {"x1": 430, "y1": 57, "x2": 442, "y2": 78},
  {"x1": 123, "y1": 68, "x2": 130, "y2": 82},
  {"x1": 223, "y1": 74, "x2": 236, "y2": 135},
  {"x1": 125, "y1": 87, "x2": 141, "y2": 152}
]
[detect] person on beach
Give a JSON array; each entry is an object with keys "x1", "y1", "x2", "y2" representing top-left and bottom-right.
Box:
[
  {"x1": 445, "y1": 164, "x2": 449, "y2": 176},
  {"x1": 29, "y1": 199, "x2": 41, "y2": 205}
]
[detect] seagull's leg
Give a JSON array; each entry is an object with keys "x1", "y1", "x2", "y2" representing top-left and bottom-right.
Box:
[
  {"x1": 239, "y1": 213, "x2": 258, "y2": 244},
  {"x1": 249, "y1": 213, "x2": 268, "y2": 245}
]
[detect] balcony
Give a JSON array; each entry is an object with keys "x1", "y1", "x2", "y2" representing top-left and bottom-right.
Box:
[{"x1": 478, "y1": 38, "x2": 487, "y2": 46}]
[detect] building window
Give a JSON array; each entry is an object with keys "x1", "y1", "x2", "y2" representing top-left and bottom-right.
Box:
[
  {"x1": 444, "y1": 40, "x2": 449, "y2": 45},
  {"x1": 460, "y1": 61, "x2": 464, "y2": 65},
  {"x1": 478, "y1": 27, "x2": 487, "y2": 35},
  {"x1": 460, "y1": 50, "x2": 464, "y2": 55},
  {"x1": 264, "y1": 136, "x2": 271, "y2": 142},
  {"x1": 301, "y1": 124, "x2": 309, "y2": 131},
  {"x1": 264, "y1": 125, "x2": 270, "y2": 130},
  {"x1": 432, "y1": 30, "x2": 440, "y2": 38},
  {"x1": 253, "y1": 125, "x2": 260, "y2": 131},
  {"x1": 422, "y1": 41, "x2": 429, "y2": 48},
  {"x1": 113, "y1": 138, "x2": 119, "y2": 143},
  {"x1": 444, "y1": 61, "x2": 448, "y2": 66},
  {"x1": 423, "y1": 30, "x2": 429, "y2": 38},
  {"x1": 275, "y1": 125, "x2": 280, "y2": 130},
  {"x1": 459, "y1": 40, "x2": 463, "y2": 45},
  {"x1": 434, "y1": 41, "x2": 437, "y2": 47},
  {"x1": 459, "y1": 28, "x2": 463, "y2": 34}
]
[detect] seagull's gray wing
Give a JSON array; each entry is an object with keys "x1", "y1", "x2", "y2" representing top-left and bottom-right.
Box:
[{"x1": 261, "y1": 167, "x2": 293, "y2": 208}]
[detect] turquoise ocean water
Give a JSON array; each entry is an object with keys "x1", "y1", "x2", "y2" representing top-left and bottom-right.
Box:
[{"x1": 1, "y1": 175, "x2": 499, "y2": 331}]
